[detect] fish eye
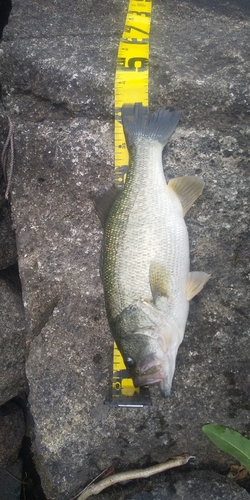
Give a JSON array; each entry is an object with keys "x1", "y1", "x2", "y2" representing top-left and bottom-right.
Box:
[{"x1": 125, "y1": 357, "x2": 135, "y2": 369}]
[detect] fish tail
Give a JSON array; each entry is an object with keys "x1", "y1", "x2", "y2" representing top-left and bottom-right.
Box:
[{"x1": 122, "y1": 103, "x2": 180, "y2": 148}]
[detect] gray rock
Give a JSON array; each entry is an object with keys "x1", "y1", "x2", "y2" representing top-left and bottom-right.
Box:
[
  {"x1": 1, "y1": 0, "x2": 250, "y2": 499},
  {"x1": 125, "y1": 471, "x2": 250, "y2": 500},
  {"x1": 1, "y1": 0, "x2": 122, "y2": 119},
  {"x1": 0, "y1": 276, "x2": 27, "y2": 405},
  {"x1": 0, "y1": 116, "x2": 17, "y2": 270},
  {"x1": 0, "y1": 198, "x2": 17, "y2": 270},
  {"x1": 0, "y1": 400, "x2": 25, "y2": 468},
  {"x1": 0, "y1": 459, "x2": 23, "y2": 500}
]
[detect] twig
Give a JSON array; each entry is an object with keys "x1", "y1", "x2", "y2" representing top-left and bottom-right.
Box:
[
  {"x1": 1, "y1": 116, "x2": 14, "y2": 200},
  {"x1": 77, "y1": 454, "x2": 194, "y2": 500},
  {"x1": 69, "y1": 467, "x2": 114, "y2": 500}
]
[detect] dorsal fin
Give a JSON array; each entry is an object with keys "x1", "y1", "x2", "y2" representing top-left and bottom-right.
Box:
[
  {"x1": 93, "y1": 184, "x2": 119, "y2": 227},
  {"x1": 168, "y1": 176, "x2": 204, "y2": 215}
]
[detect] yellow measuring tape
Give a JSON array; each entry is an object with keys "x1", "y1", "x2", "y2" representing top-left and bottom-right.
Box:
[
  {"x1": 108, "y1": 0, "x2": 152, "y2": 406},
  {"x1": 114, "y1": 0, "x2": 152, "y2": 189}
]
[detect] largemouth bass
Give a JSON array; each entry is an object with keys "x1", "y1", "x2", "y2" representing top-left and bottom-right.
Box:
[{"x1": 95, "y1": 103, "x2": 209, "y2": 396}]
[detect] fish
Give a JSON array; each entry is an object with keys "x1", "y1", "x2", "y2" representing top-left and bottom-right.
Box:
[{"x1": 95, "y1": 103, "x2": 210, "y2": 396}]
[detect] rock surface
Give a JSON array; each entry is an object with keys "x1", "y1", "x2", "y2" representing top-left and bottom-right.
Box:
[
  {"x1": 0, "y1": 115, "x2": 18, "y2": 270},
  {"x1": 0, "y1": 459, "x2": 23, "y2": 500},
  {"x1": 0, "y1": 274, "x2": 27, "y2": 404},
  {"x1": 0, "y1": 197, "x2": 17, "y2": 270},
  {"x1": 124, "y1": 470, "x2": 250, "y2": 500},
  {"x1": 0, "y1": 400, "x2": 25, "y2": 467},
  {"x1": 1, "y1": 0, "x2": 250, "y2": 499}
]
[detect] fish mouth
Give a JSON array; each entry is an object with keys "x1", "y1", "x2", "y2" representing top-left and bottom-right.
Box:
[
  {"x1": 133, "y1": 362, "x2": 172, "y2": 397},
  {"x1": 132, "y1": 359, "x2": 167, "y2": 387}
]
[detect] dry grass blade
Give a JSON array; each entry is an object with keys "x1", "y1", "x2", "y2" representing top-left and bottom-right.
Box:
[{"x1": 77, "y1": 454, "x2": 193, "y2": 500}]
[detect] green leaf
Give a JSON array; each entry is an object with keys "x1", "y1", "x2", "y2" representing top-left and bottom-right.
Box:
[{"x1": 202, "y1": 424, "x2": 250, "y2": 471}]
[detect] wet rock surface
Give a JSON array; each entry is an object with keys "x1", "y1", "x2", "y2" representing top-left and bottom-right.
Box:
[{"x1": 0, "y1": 0, "x2": 250, "y2": 499}]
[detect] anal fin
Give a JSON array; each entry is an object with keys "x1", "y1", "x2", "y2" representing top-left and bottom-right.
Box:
[{"x1": 186, "y1": 271, "x2": 210, "y2": 301}]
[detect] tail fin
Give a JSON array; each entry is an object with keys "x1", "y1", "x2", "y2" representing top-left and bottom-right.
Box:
[{"x1": 122, "y1": 103, "x2": 180, "y2": 148}]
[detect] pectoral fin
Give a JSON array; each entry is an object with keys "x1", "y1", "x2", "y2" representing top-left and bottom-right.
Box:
[
  {"x1": 168, "y1": 176, "x2": 204, "y2": 215},
  {"x1": 149, "y1": 261, "x2": 169, "y2": 302},
  {"x1": 94, "y1": 184, "x2": 120, "y2": 227},
  {"x1": 186, "y1": 271, "x2": 210, "y2": 300}
]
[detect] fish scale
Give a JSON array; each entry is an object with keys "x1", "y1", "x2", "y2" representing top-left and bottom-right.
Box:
[{"x1": 104, "y1": 139, "x2": 189, "y2": 327}]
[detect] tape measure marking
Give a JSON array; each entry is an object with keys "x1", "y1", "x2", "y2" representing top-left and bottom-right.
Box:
[{"x1": 115, "y1": 0, "x2": 152, "y2": 189}]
